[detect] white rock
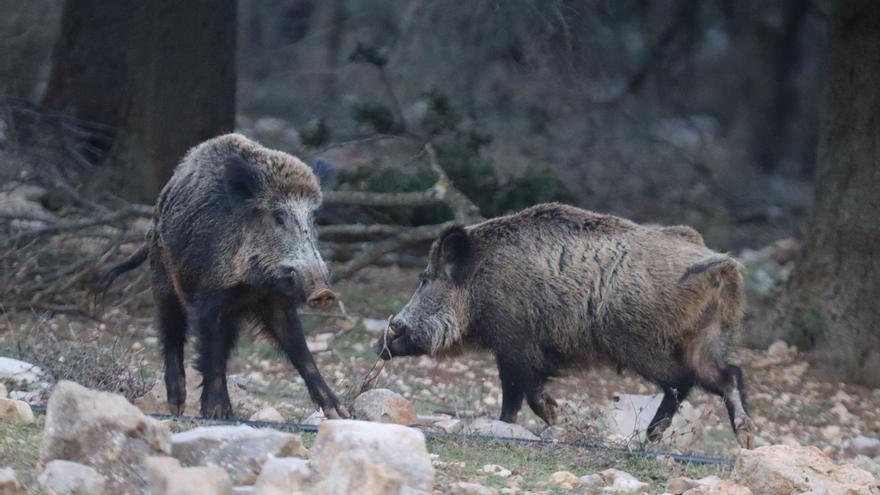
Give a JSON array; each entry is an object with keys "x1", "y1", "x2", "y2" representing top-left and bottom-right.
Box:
[
  {"x1": 362, "y1": 318, "x2": 389, "y2": 333},
  {"x1": 600, "y1": 469, "x2": 649, "y2": 493},
  {"x1": 0, "y1": 467, "x2": 24, "y2": 495},
  {"x1": 312, "y1": 449, "x2": 403, "y2": 495},
  {"x1": 144, "y1": 456, "x2": 235, "y2": 495},
  {"x1": 249, "y1": 407, "x2": 285, "y2": 423},
  {"x1": 822, "y1": 424, "x2": 842, "y2": 443},
  {"x1": 604, "y1": 394, "x2": 663, "y2": 442},
  {"x1": 766, "y1": 340, "x2": 791, "y2": 359},
  {"x1": 353, "y1": 389, "x2": 416, "y2": 425},
  {"x1": 38, "y1": 460, "x2": 106, "y2": 495},
  {"x1": 433, "y1": 419, "x2": 463, "y2": 433},
  {"x1": 848, "y1": 436, "x2": 880, "y2": 458},
  {"x1": 463, "y1": 418, "x2": 539, "y2": 440},
  {"x1": 252, "y1": 457, "x2": 310, "y2": 495},
  {"x1": 682, "y1": 480, "x2": 753, "y2": 494},
  {"x1": 171, "y1": 425, "x2": 307, "y2": 485},
  {"x1": 0, "y1": 357, "x2": 47, "y2": 386},
  {"x1": 0, "y1": 398, "x2": 34, "y2": 425},
  {"x1": 310, "y1": 420, "x2": 433, "y2": 492},
  {"x1": 482, "y1": 464, "x2": 512, "y2": 478},
  {"x1": 40, "y1": 381, "x2": 171, "y2": 494},
  {"x1": 734, "y1": 445, "x2": 879, "y2": 495},
  {"x1": 0, "y1": 383, "x2": 7, "y2": 399},
  {"x1": 451, "y1": 481, "x2": 499, "y2": 495}
]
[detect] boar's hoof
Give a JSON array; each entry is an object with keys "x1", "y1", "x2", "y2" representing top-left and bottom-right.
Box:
[
  {"x1": 323, "y1": 404, "x2": 351, "y2": 420},
  {"x1": 201, "y1": 401, "x2": 234, "y2": 420},
  {"x1": 734, "y1": 416, "x2": 756, "y2": 449},
  {"x1": 532, "y1": 393, "x2": 558, "y2": 426},
  {"x1": 306, "y1": 289, "x2": 336, "y2": 310},
  {"x1": 167, "y1": 401, "x2": 186, "y2": 417},
  {"x1": 646, "y1": 418, "x2": 671, "y2": 443}
]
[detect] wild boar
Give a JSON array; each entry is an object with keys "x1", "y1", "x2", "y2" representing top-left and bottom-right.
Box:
[
  {"x1": 373, "y1": 203, "x2": 754, "y2": 447},
  {"x1": 105, "y1": 134, "x2": 347, "y2": 419}
]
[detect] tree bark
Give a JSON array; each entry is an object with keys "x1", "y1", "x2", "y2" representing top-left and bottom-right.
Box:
[
  {"x1": 108, "y1": 0, "x2": 237, "y2": 202},
  {"x1": 782, "y1": 1, "x2": 880, "y2": 387},
  {"x1": 42, "y1": 0, "x2": 133, "y2": 127}
]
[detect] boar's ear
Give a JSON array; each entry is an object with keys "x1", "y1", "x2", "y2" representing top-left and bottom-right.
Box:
[
  {"x1": 225, "y1": 157, "x2": 263, "y2": 202},
  {"x1": 310, "y1": 158, "x2": 336, "y2": 189},
  {"x1": 439, "y1": 226, "x2": 471, "y2": 283}
]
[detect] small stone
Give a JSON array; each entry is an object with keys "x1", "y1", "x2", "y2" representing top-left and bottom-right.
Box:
[
  {"x1": 821, "y1": 424, "x2": 842, "y2": 442},
  {"x1": 452, "y1": 481, "x2": 500, "y2": 495},
  {"x1": 248, "y1": 407, "x2": 285, "y2": 423},
  {"x1": 171, "y1": 425, "x2": 307, "y2": 485},
  {"x1": 463, "y1": 418, "x2": 539, "y2": 440},
  {"x1": 682, "y1": 480, "x2": 753, "y2": 494},
  {"x1": 38, "y1": 460, "x2": 106, "y2": 495},
  {"x1": 0, "y1": 467, "x2": 24, "y2": 495},
  {"x1": 548, "y1": 471, "x2": 580, "y2": 489},
  {"x1": 0, "y1": 357, "x2": 47, "y2": 386},
  {"x1": 599, "y1": 469, "x2": 649, "y2": 493},
  {"x1": 766, "y1": 340, "x2": 790, "y2": 359},
  {"x1": 0, "y1": 398, "x2": 34, "y2": 425},
  {"x1": 482, "y1": 465, "x2": 512, "y2": 478},
  {"x1": 252, "y1": 457, "x2": 310, "y2": 495},
  {"x1": 434, "y1": 419, "x2": 463, "y2": 433},
  {"x1": 353, "y1": 389, "x2": 416, "y2": 425},
  {"x1": 847, "y1": 436, "x2": 880, "y2": 458}
]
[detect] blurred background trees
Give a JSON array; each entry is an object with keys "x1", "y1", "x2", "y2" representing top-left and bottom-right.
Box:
[{"x1": 1, "y1": 0, "x2": 878, "y2": 386}]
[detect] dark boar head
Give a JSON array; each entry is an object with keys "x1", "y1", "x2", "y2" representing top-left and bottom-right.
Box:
[
  {"x1": 374, "y1": 226, "x2": 473, "y2": 359},
  {"x1": 226, "y1": 154, "x2": 335, "y2": 310}
]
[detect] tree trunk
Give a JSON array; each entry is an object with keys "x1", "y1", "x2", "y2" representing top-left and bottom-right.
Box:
[
  {"x1": 108, "y1": 0, "x2": 237, "y2": 202},
  {"x1": 41, "y1": 0, "x2": 132, "y2": 126},
  {"x1": 782, "y1": 1, "x2": 880, "y2": 387}
]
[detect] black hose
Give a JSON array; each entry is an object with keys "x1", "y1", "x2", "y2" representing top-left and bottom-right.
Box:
[{"x1": 29, "y1": 405, "x2": 733, "y2": 465}]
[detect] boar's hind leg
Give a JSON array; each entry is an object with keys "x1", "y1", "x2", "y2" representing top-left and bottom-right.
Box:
[
  {"x1": 261, "y1": 302, "x2": 349, "y2": 419},
  {"x1": 697, "y1": 363, "x2": 754, "y2": 449},
  {"x1": 191, "y1": 294, "x2": 238, "y2": 419},
  {"x1": 156, "y1": 292, "x2": 187, "y2": 415},
  {"x1": 646, "y1": 373, "x2": 695, "y2": 442}
]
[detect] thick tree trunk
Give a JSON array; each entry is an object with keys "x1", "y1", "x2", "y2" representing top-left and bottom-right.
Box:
[
  {"x1": 41, "y1": 0, "x2": 132, "y2": 126},
  {"x1": 782, "y1": 1, "x2": 880, "y2": 386},
  {"x1": 108, "y1": 0, "x2": 237, "y2": 202}
]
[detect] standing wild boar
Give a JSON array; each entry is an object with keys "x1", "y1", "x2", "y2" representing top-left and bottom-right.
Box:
[
  {"x1": 373, "y1": 203, "x2": 754, "y2": 447},
  {"x1": 105, "y1": 134, "x2": 347, "y2": 419}
]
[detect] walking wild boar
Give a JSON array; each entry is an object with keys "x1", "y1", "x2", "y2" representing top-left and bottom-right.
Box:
[
  {"x1": 105, "y1": 134, "x2": 347, "y2": 419},
  {"x1": 373, "y1": 203, "x2": 754, "y2": 447}
]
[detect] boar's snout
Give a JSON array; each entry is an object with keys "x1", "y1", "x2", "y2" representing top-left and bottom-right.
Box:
[
  {"x1": 372, "y1": 318, "x2": 407, "y2": 360},
  {"x1": 306, "y1": 287, "x2": 336, "y2": 310}
]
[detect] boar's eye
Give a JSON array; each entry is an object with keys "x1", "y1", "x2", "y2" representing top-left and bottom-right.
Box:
[{"x1": 272, "y1": 210, "x2": 286, "y2": 227}]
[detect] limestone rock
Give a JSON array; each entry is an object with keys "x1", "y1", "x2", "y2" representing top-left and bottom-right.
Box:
[
  {"x1": 0, "y1": 399, "x2": 34, "y2": 425},
  {"x1": 135, "y1": 365, "x2": 248, "y2": 416},
  {"x1": 248, "y1": 407, "x2": 285, "y2": 423},
  {"x1": 144, "y1": 456, "x2": 234, "y2": 495},
  {"x1": 353, "y1": 389, "x2": 416, "y2": 425},
  {"x1": 548, "y1": 470, "x2": 580, "y2": 489},
  {"x1": 252, "y1": 457, "x2": 310, "y2": 495},
  {"x1": 0, "y1": 467, "x2": 24, "y2": 495},
  {"x1": 847, "y1": 436, "x2": 880, "y2": 459},
  {"x1": 462, "y1": 418, "x2": 539, "y2": 440},
  {"x1": 682, "y1": 480, "x2": 753, "y2": 494},
  {"x1": 482, "y1": 465, "x2": 512, "y2": 478},
  {"x1": 38, "y1": 460, "x2": 106, "y2": 495},
  {"x1": 170, "y1": 425, "x2": 307, "y2": 485},
  {"x1": 311, "y1": 420, "x2": 433, "y2": 492},
  {"x1": 40, "y1": 381, "x2": 171, "y2": 494},
  {"x1": 0, "y1": 383, "x2": 7, "y2": 399},
  {"x1": 734, "y1": 445, "x2": 879, "y2": 495},
  {"x1": 433, "y1": 418, "x2": 463, "y2": 433},
  {"x1": 599, "y1": 469, "x2": 649, "y2": 493},
  {"x1": 312, "y1": 449, "x2": 403, "y2": 495}
]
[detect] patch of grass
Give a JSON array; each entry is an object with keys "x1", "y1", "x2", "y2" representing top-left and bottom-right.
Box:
[{"x1": 0, "y1": 417, "x2": 43, "y2": 493}]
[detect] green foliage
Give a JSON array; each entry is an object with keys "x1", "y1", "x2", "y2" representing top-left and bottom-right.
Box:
[
  {"x1": 299, "y1": 118, "x2": 331, "y2": 148},
  {"x1": 351, "y1": 102, "x2": 396, "y2": 134},
  {"x1": 421, "y1": 90, "x2": 462, "y2": 135},
  {"x1": 787, "y1": 305, "x2": 827, "y2": 350}
]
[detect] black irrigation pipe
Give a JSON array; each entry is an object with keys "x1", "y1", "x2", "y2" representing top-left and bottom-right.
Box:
[{"x1": 28, "y1": 406, "x2": 733, "y2": 466}]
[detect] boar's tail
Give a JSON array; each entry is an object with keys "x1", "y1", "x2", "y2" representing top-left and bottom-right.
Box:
[
  {"x1": 679, "y1": 254, "x2": 746, "y2": 334},
  {"x1": 98, "y1": 244, "x2": 149, "y2": 299}
]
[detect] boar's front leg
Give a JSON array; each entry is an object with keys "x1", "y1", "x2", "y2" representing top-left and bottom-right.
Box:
[
  {"x1": 262, "y1": 301, "x2": 349, "y2": 419},
  {"x1": 497, "y1": 358, "x2": 526, "y2": 423},
  {"x1": 191, "y1": 293, "x2": 238, "y2": 419}
]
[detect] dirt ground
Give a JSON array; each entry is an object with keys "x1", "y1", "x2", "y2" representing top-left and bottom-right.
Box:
[{"x1": 2, "y1": 265, "x2": 879, "y2": 492}]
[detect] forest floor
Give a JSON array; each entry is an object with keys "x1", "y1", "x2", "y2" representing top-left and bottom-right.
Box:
[{"x1": 2, "y1": 265, "x2": 879, "y2": 493}]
